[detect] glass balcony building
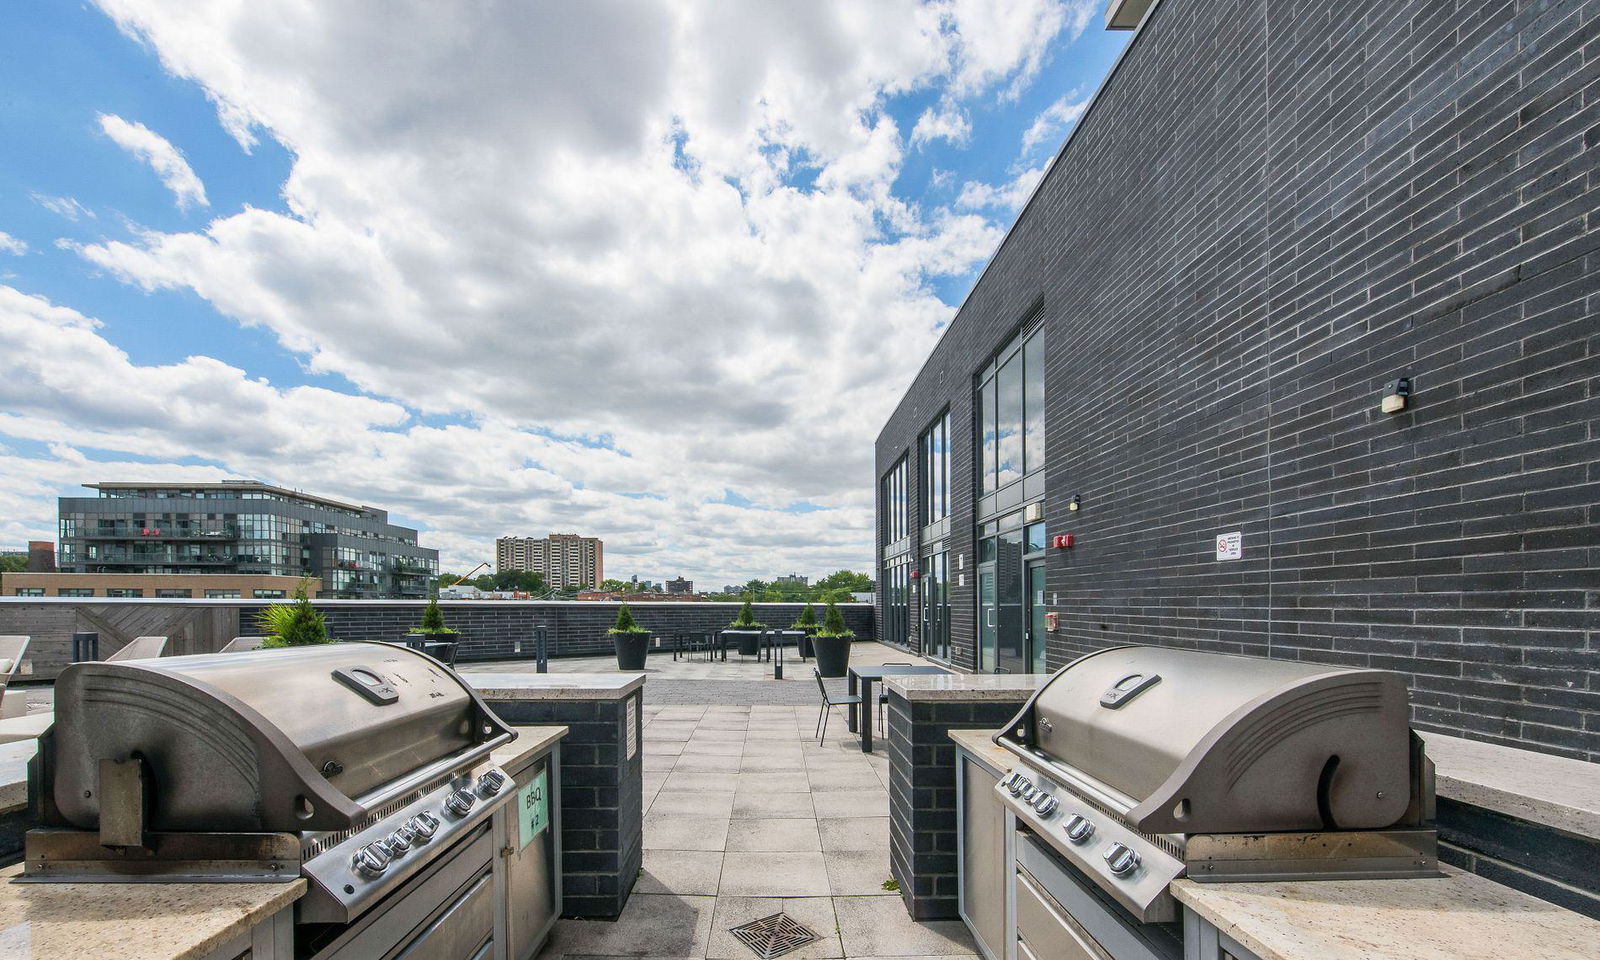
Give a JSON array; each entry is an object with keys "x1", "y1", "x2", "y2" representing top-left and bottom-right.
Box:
[{"x1": 57, "y1": 480, "x2": 439, "y2": 599}]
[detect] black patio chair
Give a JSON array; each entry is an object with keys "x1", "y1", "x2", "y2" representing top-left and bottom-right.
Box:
[{"x1": 813, "y1": 667, "x2": 863, "y2": 746}]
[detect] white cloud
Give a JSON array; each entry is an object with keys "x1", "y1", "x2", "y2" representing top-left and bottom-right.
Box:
[
  {"x1": 7, "y1": 0, "x2": 1082, "y2": 581},
  {"x1": 0, "y1": 231, "x2": 26, "y2": 256},
  {"x1": 97, "y1": 113, "x2": 210, "y2": 210},
  {"x1": 956, "y1": 164, "x2": 1051, "y2": 212},
  {"x1": 31, "y1": 193, "x2": 95, "y2": 221},
  {"x1": 1020, "y1": 91, "x2": 1089, "y2": 154},
  {"x1": 910, "y1": 103, "x2": 972, "y2": 148}
]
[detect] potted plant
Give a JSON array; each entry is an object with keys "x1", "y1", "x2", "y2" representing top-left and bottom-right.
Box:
[
  {"x1": 257, "y1": 579, "x2": 332, "y2": 648},
  {"x1": 727, "y1": 595, "x2": 766, "y2": 657},
  {"x1": 408, "y1": 596, "x2": 460, "y2": 651},
  {"x1": 810, "y1": 599, "x2": 854, "y2": 677},
  {"x1": 792, "y1": 602, "x2": 818, "y2": 659},
  {"x1": 608, "y1": 602, "x2": 649, "y2": 670}
]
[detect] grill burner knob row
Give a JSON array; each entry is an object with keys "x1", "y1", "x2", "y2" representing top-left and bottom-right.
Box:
[
  {"x1": 352, "y1": 842, "x2": 391, "y2": 879},
  {"x1": 1104, "y1": 842, "x2": 1141, "y2": 877},
  {"x1": 1034, "y1": 795, "x2": 1059, "y2": 817},
  {"x1": 444, "y1": 788, "x2": 477, "y2": 817},
  {"x1": 478, "y1": 769, "x2": 507, "y2": 797},
  {"x1": 1064, "y1": 814, "x2": 1095, "y2": 844}
]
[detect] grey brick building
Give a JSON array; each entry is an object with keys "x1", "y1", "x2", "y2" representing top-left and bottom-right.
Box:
[{"x1": 874, "y1": 0, "x2": 1600, "y2": 760}]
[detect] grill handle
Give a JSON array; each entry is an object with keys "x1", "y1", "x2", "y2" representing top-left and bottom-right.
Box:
[{"x1": 352, "y1": 731, "x2": 515, "y2": 815}]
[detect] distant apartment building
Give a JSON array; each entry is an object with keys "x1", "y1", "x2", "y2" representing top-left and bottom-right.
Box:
[
  {"x1": 666, "y1": 576, "x2": 694, "y2": 595},
  {"x1": 774, "y1": 573, "x2": 808, "y2": 587},
  {"x1": 5, "y1": 572, "x2": 321, "y2": 599},
  {"x1": 56, "y1": 481, "x2": 438, "y2": 599},
  {"x1": 495, "y1": 533, "x2": 603, "y2": 589}
]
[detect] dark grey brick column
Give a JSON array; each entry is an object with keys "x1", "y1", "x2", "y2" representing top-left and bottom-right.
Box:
[
  {"x1": 477, "y1": 675, "x2": 644, "y2": 919},
  {"x1": 886, "y1": 684, "x2": 1033, "y2": 921}
]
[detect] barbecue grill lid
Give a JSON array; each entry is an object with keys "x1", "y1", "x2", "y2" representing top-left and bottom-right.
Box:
[
  {"x1": 1001, "y1": 646, "x2": 1415, "y2": 834},
  {"x1": 40, "y1": 643, "x2": 511, "y2": 833}
]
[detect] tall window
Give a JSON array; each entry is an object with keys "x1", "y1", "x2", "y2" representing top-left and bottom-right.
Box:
[
  {"x1": 882, "y1": 554, "x2": 911, "y2": 647},
  {"x1": 976, "y1": 325, "x2": 1045, "y2": 495},
  {"x1": 919, "y1": 412, "x2": 950, "y2": 526},
  {"x1": 881, "y1": 456, "x2": 909, "y2": 544}
]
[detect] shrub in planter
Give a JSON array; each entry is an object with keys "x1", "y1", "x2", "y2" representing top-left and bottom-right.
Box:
[
  {"x1": 407, "y1": 596, "x2": 460, "y2": 649},
  {"x1": 792, "y1": 603, "x2": 818, "y2": 658},
  {"x1": 810, "y1": 599, "x2": 854, "y2": 677},
  {"x1": 728, "y1": 595, "x2": 766, "y2": 656},
  {"x1": 257, "y1": 580, "x2": 331, "y2": 648},
  {"x1": 608, "y1": 603, "x2": 649, "y2": 670}
]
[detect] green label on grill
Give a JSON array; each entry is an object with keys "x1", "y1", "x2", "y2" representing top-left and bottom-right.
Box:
[{"x1": 517, "y1": 768, "x2": 548, "y2": 849}]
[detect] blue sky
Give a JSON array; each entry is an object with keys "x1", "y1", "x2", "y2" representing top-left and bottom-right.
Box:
[{"x1": 0, "y1": 1, "x2": 1126, "y2": 583}]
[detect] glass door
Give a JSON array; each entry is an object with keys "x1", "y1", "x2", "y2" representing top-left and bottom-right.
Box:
[
  {"x1": 995, "y1": 529, "x2": 1026, "y2": 674},
  {"x1": 1027, "y1": 561, "x2": 1047, "y2": 674},
  {"x1": 977, "y1": 567, "x2": 997, "y2": 671}
]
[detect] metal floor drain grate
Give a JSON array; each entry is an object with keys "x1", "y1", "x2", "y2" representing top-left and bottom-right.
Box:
[{"x1": 728, "y1": 911, "x2": 818, "y2": 959}]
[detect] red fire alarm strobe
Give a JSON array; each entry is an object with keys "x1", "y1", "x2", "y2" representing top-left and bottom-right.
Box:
[
  {"x1": 909, "y1": 569, "x2": 919, "y2": 579},
  {"x1": 1052, "y1": 534, "x2": 1075, "y2": 549}
]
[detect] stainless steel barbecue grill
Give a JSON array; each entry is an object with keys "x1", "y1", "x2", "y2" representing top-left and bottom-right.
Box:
[
  {"x1": 992, "y1": 646, "x2": 1437, "y2": 957},
  {"x1": 24, "y1": 643, "x2": 521, "y2": 958}
]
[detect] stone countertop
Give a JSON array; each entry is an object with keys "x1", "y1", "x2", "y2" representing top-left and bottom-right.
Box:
[
  {"x1": 492, "y1": 725, "x2": 568, "y2": 771},
  {"x1": 1173, "y1": 866, "x2": 1600, "y2": 960},
  {"x1": 0, "y1": 865, "x2": 304, "y2": 960},
  {"x1": 0, "y1": 741, "x2": 34, "y2": 816},
  {"x1": 884, "y1": 673, "x2": 1045, "y2": 701},
  {"x1": 949, "y1": 729, "x2": 1014, "y2": 777},
  {"x1": 468, "y1": 671, "x2": 644, "y2": 701},
  {"x1": 1422, "y1": 731, "x2": 1600, "y2": 841}
]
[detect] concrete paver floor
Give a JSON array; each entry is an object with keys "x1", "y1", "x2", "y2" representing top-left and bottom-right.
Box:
[{"x1": 536, "y1": 642, "x2": 976, "y2": 960}]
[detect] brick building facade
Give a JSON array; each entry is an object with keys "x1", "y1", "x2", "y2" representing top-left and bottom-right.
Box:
[{"x1": 874, "y1": 0, "x2": 1599, "y2": 760}]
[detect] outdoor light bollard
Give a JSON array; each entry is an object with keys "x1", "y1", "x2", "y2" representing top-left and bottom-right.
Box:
[
  {"x1": 72, "y1": 631, "x2": 100, "y2": 663},
  {"x1": 534, "y1": 625, "x2": 549, "y2": 673},
  {"x1": 772, "y1": 630, "x2": 784, "y2": 680}
]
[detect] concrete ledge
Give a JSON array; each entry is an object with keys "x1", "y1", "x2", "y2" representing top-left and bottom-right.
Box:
[
  {"x1": 1424, "y1": 732, "x2": 1600, "y2": 843},
  {"x1": 884, "y1": 673, "x2": 1044, "y2": 701},
  {"x1": 468, "y1": 672, "x2": 645, "y2": 701}
]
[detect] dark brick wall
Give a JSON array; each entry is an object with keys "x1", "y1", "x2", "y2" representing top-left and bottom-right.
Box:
[
  {"x1": 1437, "y1": 797, "x2": 1600, "y2": 921},
  {"x1": 875, "y1": 0, "x2": 1600, "y2": 760},
  {"x1": 886, "y1": 694, "x2": 1030, "y2": 920},
  {"x1": 236, "y1": 600, "x2": 874, "y2": 661},
  {"x1": 488, "y1": 692, "x2": 643, "y2": 919}
]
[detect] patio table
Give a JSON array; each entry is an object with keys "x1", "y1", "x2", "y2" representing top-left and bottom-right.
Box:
[{"x1": 846, "y1": 664, "x2": 949, "y2": 753}]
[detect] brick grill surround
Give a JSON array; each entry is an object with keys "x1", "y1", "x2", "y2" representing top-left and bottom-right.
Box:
[
  {"x1": 886, "y1": 693, "x2": 1031, "y2": 921},
  {"x1": 486, "y1": 692, "x2": 643, "y2": 919},
  {"x1": 874, "y1": 0, "x2": 1600, "y2": 761}
]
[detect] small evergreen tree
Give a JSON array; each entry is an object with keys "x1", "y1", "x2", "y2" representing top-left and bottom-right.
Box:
[
  {"x1": 735, "y1": 596, "x2": 756, "y2": 625},
  {"x1": 258, "y1": 579, "x2": 330, "y2": 647},
  {"x1": 411, "y1": 596, "x2": 457, "y2": 634},
  {"x1": 609, "y1": 602, "x2": 647, "y2": 634},
  {"x1": 792, "y1": 603, "x2": 818, "y2": 629},
  {"x1": 816, "y1": 598, "x2": 854, "y2": 638}
]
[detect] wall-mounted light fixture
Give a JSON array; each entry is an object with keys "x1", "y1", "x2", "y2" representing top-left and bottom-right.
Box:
[
  {"x1": 1382, "y1": 377, "x2": 1412, "y2": 414},
  {"x1": 1068, "y1": 494, "x2": 1081, "y2": 512}
]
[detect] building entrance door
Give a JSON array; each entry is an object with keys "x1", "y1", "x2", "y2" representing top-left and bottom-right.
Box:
[
  {"x1": 994, "y1": 529, "x2": 1026, "y2": 674},
  {"x1": 1026, "y1": 561, "x2": 1047, "y2": 675},
  {"x1": 977, "y1": 567, "x2": 996, "y2": 671}
]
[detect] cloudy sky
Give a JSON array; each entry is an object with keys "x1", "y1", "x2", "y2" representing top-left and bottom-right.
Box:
[{"x1": 0, "y1": 1, "x2": 1124, "y2": 585}]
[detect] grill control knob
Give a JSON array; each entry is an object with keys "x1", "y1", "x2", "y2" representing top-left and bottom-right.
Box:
[
  {"x1": 444, "y1": 789, "x2": 477, "y2": 817},
  {"x1": 1104, "y1": 842, "x2": 1141, "y2": 877},
  {"x1": 1021, "y1": 786, "x2": 1039, "y2": 804},
  {"x1": 478, "y1": 770, "x2": 507, "y2": 797},
  {"x1": 408, "y1": 813, "x2": 439, "y2": 841},
  {"x1": 1064, "y1": 815, "x2": 1095, "y2": 844},
  {"x1": 1000, "y1": 772, "x2": 1020, "y2": 790},
  {"x1": 385, "y1": 830, "x2": 412, "y2": 854},
  {"x1": 1009, "y1": 777, "x2": 1032, "y2": 797},
  {"x1": 352, "y1": 842, "x2": 391, "y2": 878},
  {"x1": 1034, "y1": 795, "x2": 1059, "y2": 817}
]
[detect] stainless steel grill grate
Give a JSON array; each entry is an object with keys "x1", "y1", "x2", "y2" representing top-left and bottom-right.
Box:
[{"x1": 728, "y1": 912, "x2": 818, "y2": 959}]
